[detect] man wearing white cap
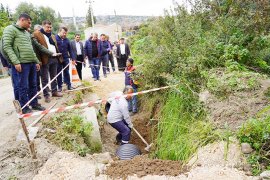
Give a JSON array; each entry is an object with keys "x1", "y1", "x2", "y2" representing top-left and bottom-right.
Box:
[{"x1": 106, "y1": 86, "x2": 134, "y2": 145}]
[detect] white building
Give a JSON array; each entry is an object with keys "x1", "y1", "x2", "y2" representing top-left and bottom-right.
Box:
[{"x1": 84, "y1": 23, "x2": 122, "y2": 42}]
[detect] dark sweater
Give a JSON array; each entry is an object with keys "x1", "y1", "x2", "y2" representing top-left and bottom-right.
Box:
[
  {"x1": 84, "y1": 39, "x2": 102, "y2": 59},
  {"x1": 91, "y1": 40, "x2": 98, "y2": 58}
]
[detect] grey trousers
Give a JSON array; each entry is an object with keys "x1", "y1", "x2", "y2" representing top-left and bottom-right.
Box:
[{"x1": 40, "y1": 58, "x2": 58, "y2": 97}]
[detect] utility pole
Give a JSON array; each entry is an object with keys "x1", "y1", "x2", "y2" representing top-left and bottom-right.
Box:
[
  {"x1": 72, "y1": 8, "x2": 79, "y2": 31},
  {"x1": 86, "y1": 0, "x2": 95, "y2": 28},
  {"x1": 114, "y1": 9, "x2": 119, "y2": 40}
]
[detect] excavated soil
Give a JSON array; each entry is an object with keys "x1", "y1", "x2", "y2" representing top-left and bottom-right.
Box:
[
  {"x1": 201, "y1": 79, "x2": 270, "y2": 130},
  {"x1": 129, "y1": 112, "x2": 154, "y2": 154},
  {"x1": 105, "y1": 155, "x2": 187, "y2": 178}
]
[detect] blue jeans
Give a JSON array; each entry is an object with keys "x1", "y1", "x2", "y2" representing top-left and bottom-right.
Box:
[
  {"x1": 17, "y1": 63, "x2": 38, "y2": 107},
  {"x1": 57, "y1": 58, "x2": 71, "y2": 89},
  {"x1": 9, "y1": 66, "x2": 20, "y2": 101},
  {"x1": 100, "y1": 54, "x2": 108, "y2": 76},
  {"x1": 89, "y1": 58, "x2": 100, "y2": 79},
  {"x1": 128, "y1": 87, "x2": 138, "y2": 113},
  {"x1": 109, "y1": 120, "x2": 131, "y2": 143}
]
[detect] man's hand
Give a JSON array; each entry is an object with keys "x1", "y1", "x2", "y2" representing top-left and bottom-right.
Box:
[
  {"x1": 36, "y1": 64, "x2": 40, "y2": 71},
  {"x1": 128, "y1": 123, "x2": 133, "y2": 129},
  {"x1": 52, "y1": 53, "x2": 62, "y2": 57},
  {"x1": 15, "y1": 64, "x2": 22, "y2": 72}
]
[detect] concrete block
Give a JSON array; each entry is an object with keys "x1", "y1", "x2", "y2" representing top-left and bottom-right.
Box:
[{"x1": 83, "y1": 107, "x2": 102, "y2": 152}]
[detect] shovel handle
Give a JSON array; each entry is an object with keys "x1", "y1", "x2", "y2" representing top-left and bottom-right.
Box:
[{"x1": 133, "y1": 127, "x2": 149, "y2": 146}]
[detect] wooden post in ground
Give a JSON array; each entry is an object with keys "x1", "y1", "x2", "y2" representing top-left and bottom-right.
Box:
[{"x1": 13, "y1": 100, "x2": 37, "y2": 159}]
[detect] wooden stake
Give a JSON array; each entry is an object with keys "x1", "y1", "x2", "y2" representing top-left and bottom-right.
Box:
[{"x1": 13, "y1": 100, "x2": 37, "y2": 159}]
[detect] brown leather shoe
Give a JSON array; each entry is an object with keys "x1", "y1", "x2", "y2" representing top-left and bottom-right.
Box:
[
  {"x1": 52, "y1": 92, "x2": 63, "y2": 97},
  {"x1": 45, "y1": 96, "x2": 51, "y2": 103}
]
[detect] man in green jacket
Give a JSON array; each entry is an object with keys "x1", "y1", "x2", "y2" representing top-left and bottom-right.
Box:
[{"x1": 3, "y1": 13, "x2": 48, "y2": 113}]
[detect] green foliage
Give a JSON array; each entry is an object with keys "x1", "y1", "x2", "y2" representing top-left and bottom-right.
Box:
[
  {"x1": 85, "y1": 4, "x2": 96, "y2": 27},
  {"x1": 13, "y1": 2, "x2": 62, "y2": 33},
  {"x1": 0, "y1": 3, "x2": 11, "y2": 37},
  {"x1": 155, "y1": 88, "x2": 218, "y2": 161},
  {"x1": 67, "y1": 31, "x2": 85, "y2": 41},
  {"x1": 43, "y1": 111, "x2": 100, "y2": 156},
  {"x1": 66, "y1": 91, "x2": 84, "y2": 105},
  {"x1": 130, "y1": 1, "x2": 270, "y2": 163},
  {"x1": 238, "y1": 116, "x2": 270, "y2": 175},
  {"x1": 8, "y1": 175, "x2": 18, "y2": 180},
  {"x1": 203, "y1": 62, "x2": 265, "y2": 97}
]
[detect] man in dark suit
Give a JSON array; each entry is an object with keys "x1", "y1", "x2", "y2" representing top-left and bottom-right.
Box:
[
  {"x1": 70, "y1": 34, "x2": 85, "y2": 80},
  {"x1": 116, "y1": 38, "x2": 130, "y2": 71},
  {"x1": 55, "y1": 26, "x2": 76, "y2": 91}
]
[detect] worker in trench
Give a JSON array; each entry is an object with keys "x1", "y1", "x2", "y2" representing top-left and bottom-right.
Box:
[{"x1": 105, "y1": 86, "x2": 134, "y2": 145}]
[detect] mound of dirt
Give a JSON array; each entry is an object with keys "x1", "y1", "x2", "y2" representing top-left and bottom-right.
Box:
[
  {"x1": 105, "y1": 155, "x2": 187, "y2": 178},
  {"x1": 200, "y1": 79, "x2": 270, "y2": 130}
]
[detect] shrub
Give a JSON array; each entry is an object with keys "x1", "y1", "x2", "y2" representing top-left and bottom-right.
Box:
[
  {"x1": 238, "y1": 115, "x2": 270, "y2": 175},
  {"x1": 43, "y1": 111, "x2": 99, "y2": 156}
]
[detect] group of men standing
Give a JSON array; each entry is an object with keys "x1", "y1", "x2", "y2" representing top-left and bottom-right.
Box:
[
  {"x1": 1, "y1": 13, "x2": 132, "y2": 114},
  {"x1": 84, "y1": 34, "x2": 131, "y2": 81},
  {"x1": 1, "y1": 13, "x2": 78, "y2": 113}
]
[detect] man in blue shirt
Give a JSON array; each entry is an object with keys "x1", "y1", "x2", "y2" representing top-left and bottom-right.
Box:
[{"x1": 55, "y1": 26, "x2": 76, "y2": 91}]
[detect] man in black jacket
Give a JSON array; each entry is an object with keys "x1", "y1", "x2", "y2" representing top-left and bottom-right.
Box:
[{"x1": 116, "y1": 38, "x2": 130, "y2": 71}]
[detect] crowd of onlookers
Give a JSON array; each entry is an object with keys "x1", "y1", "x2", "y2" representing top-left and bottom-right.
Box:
[{"x1": 0, "y1": 13, "x2": 137, "y2": 115}]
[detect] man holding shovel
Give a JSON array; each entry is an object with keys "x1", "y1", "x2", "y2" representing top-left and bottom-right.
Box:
[{"x1": 107, "y1": 86, "x2": 134, "y2": 145}]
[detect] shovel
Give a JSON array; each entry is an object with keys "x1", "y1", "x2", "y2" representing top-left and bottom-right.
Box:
[{"x1": 133, "y1": 127, "x2": 153, "y2": 152}]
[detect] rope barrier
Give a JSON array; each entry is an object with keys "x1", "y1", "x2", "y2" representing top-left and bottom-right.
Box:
[
  {"x1": 21, "y1": 61, "x2": 71, "y2": 110},
  {"x1": 19, "y1": 85, "x2": 176, "y2": 119}
]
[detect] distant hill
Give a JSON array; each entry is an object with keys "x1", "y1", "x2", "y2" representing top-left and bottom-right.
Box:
[{"x1": 62, "y1": 15, "x2": 154, "y2": 29}]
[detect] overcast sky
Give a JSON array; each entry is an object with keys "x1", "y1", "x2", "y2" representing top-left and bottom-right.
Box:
[{"x1": 0, "y1": 0, "x2": 186, "y2": 17}]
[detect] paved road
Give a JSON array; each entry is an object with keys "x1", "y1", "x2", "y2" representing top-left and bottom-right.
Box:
[{"x1": 0, "y1": 77, "x2": 20, "y2": 147}]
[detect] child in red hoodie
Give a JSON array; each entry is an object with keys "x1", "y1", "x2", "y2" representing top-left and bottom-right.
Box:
[{"x1": 124, "y1": 58, "x2": 138, "y2": 114}]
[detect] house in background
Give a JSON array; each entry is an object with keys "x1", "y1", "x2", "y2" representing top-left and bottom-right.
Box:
[{"x1": 84, "y1": 23, "x2": 122, "y2": 42}]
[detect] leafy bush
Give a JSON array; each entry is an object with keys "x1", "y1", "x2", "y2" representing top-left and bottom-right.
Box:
[
  {"x1": 238, "y1": 116, "x2": 270, "y2": 175},
  {"x1": 130, "y1": 1, "x2": 270, "y2": 162},
  {"x1": 203, "y1": 62, "x2": 265, "y2": 97},
  {"x1": 43, "y1": 111, "x2": 100, "y2": 156}
]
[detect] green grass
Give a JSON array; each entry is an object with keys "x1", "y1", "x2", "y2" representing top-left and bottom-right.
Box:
[{"x1": 155, "y1": 88, "x2": 218, "y2": 162}]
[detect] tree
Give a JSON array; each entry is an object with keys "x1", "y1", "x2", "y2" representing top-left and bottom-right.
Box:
[
  {"x1": 13, "y1": 2, "x2": 63, "y2": 33},
  {"x1": 13, "y1": 2, "x2": 39, "y2": 25},
  {"x1": 86, "y1": 4, "x2": 96, "y2": 27},
  {"x1": 0, "y1": 3, "x2": 11, "y2": 37}
]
